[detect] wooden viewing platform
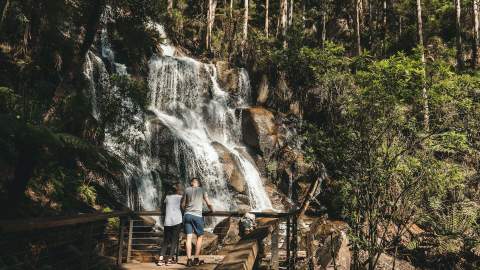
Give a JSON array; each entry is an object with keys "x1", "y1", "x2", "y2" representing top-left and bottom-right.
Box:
[{"x1": 0, "y1": 207, "x2": 311, "y2": 270}]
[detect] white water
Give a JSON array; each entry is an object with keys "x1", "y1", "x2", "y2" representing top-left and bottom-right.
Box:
[
  {"x1": 148, "y1": 52, "x2": 273, "y2": 211},
  {"x1": 85, "y1": 21, "x2": 273, "y2": 222}
]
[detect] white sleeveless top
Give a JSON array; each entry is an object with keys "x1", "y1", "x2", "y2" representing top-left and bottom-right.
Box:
[{"x1": 164, "y1": 194, "x2": 183, "y2": 226}]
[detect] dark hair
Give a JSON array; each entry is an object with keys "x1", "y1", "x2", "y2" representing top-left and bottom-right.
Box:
[
  {"x1": 165, "y1": 185, "x2": 176, "y2": 195},
  {"x1": 190, "y1": 177, "x2": 202, "y2": 187}
]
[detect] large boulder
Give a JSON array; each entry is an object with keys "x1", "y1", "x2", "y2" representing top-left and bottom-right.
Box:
[
  {"x1": 212, "y1": 142, "x2": 247, "y2": 194},
  {"x1": 241, "y1": 106, "x2": 278, "y2": 158},
  {"x1": 179, "y1": 232, "x2": 219, "y2": 255},
  {"x1": 372, "y1": 253, "x2": 417, "y2": 270},
  {"x1": 305, "y1": 219, "x2": 351, "y2": 270},
  {"x1": 213, "y1": 217, "x2": 241, "y2": 245}
]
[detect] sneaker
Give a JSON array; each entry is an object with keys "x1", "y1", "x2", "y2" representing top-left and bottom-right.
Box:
[
  {"x1": 186, "y1": 258, "x2": 194, "y2": 267},
  {"x1": 193, "y1": 258, "x2": 205, "y2": 265}
]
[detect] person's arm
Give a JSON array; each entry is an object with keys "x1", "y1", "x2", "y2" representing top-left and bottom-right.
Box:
[
  {"x1": 181, "y1": 193, "x2": 186, "y2": 211},
  {"x1": 203, "y1": 192, "x2": 213, "y2": 212}
]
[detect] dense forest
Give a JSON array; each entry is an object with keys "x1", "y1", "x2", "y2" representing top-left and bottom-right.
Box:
[{"x1": 1, "y1": 0, "x2": 479, "y2": 269}]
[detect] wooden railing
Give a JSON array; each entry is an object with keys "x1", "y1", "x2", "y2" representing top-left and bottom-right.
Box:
[{"x1": 0, "y1": 210, "x2": 301, "y2": 270}]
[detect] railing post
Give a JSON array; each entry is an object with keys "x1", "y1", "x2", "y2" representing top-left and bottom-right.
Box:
[
  {"x1": 291, "y1": 214, "x2": 298, "y2": 269},
  {"x1": 126, "y1": 218, "x2": 133, "y2": 262},
  {"x1": 270, "y1": 220, "x2": 279, "y2": 270},
  {"x1": 81, "y1": 223, "x2": 94, "y2": 270},
  {"x1": 286, "y1": 216, "x2": 291, "y2": 269},
  {"x1": 117, "y1": 218, "x2": 125, "y2": 266}
]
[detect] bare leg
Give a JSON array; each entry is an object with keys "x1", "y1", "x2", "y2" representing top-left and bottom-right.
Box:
[
  {"x1": 194, "y1": 235, "x2": 203, "y2": 257},
  {"x1": 186, "y1": 234, "x2": 193, "y2": 259}
]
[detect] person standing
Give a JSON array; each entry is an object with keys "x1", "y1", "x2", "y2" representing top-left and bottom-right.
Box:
[
  {"x1": 181, "y1": 177, "x2": 213, "y2": 266},
  {"x1": 157, "y1": 184, "x2": 183, "y2": 266}
]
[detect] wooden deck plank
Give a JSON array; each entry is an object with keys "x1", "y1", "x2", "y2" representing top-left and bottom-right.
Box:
[{"x1": 121, "y1": 255, "x2": 224, "y2": 270}]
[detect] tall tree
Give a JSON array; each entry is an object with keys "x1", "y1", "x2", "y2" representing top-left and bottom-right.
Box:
[
  {"x1": 473, "y1": 0, "x2": 479, "y2": 68},
  {"x1": 455, "y1": 0, "x2": 464, "y2": 69},
  {"x1": 278, "y1": 0, "x2": 288, "y2": 45},
  {"x1": 416, "y1": 0, "x2": 429, "y2": 131},
  {"x1": 382, "y1": 0, "x2": 387, "y2": 55},
  {"x1": 321, "y1": 6, "x2": 327, "y2": 48},
  {"x1": 242, "y1": 0, "x2": 248, "y2": 46},
  {"x1": 265, "y1": 0, "x2": 269, "y2": 37},
  {"x1": 354, "y1": 0, "x2": 361, "y2": 55},
  {"x1": 288, "y1": 0, "x2": 294, "y2": 26},
  {"x1": 167, "y1": 0, "x2": 173, "y2": 16},
  {"x1": 206, "y1": 0, "x2": 217, "y2": 52}
]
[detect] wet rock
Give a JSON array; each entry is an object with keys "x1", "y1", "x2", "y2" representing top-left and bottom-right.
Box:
[
  {"x1": 235, "y1": 193, "x2": 251, "y2": 206},
  {"x1": 212, "y1": 142, "x2": 247, "y2": 193},
  {"x1": 241, "y1": 106, "x2": 278, "y2": 158}
]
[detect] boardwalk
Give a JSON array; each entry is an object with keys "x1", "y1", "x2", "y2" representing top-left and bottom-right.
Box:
[{"x1": 121, "y1": 255, "x2": 224, "y2": 270}]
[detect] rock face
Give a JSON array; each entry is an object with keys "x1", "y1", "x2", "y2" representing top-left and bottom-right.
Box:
[
  {"x1": 215, "y1": 61, "x2": 240, "y2": 93},
  {"x1": 213, "y1": 217, "x2": 241, "y2": 245},
  {"x1": 211, "y1": 142, "x2": 247, "y2": 194},
  {"x1": 256, "y1": 74, "x2": 269, "y2": 105},
  {"x1": 241, "y1": 106, "x2": 278, "y2": 158},
  {"x1": 305, "y1": 219, "x2": 351, "y2": 270},
  {"x1": 373, "y1": 253, "x2": 417, "y2": 270}
]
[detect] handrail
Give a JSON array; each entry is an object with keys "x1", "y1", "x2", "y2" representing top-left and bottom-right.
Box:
[
  {"x1": 134, "y1": 210, "x2": 296, "y2": 218},
  {"x1": 0, "y1": 210, "x2": 131, "y2": 233},
  {"x1": 0, "y1": 210, "x2": 298, "y2": 233}
]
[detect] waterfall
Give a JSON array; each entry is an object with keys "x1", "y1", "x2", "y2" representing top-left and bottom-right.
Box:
[
  {"x1": 148, "y1": 51, "x2": 273, "y2": 211},
  {"x1": 85, "y1": 22, "x2": 273, "y2": 226}
]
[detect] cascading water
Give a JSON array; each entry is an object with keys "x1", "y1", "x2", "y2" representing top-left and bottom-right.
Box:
[
  {"x1": 85, "y1": 20, "x2": 273, "y2": 226},
  {"x1": 148, "y1": 49, "x2": 273, "y2": 211}
]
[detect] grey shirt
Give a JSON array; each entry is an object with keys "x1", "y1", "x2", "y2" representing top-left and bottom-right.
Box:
[{"x1": 183, "y1": 187, "x2": 206, "y2": 217}]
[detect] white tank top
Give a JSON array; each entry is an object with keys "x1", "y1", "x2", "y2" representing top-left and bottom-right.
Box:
[{"x1": 164, "y1": 194, "x2": 183, "y2": 226}]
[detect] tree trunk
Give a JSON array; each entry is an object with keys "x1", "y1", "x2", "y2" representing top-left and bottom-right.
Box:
[
  {"x1": 298, "y1": 177, "x2": 322, "y2": 218},
  {"x1": 230, "y1": 0, "x2": 233, "y2": 18},
  {"x1": 242, "y1": 0, "x2": 248, "y2": 46},
  {"x1": 265, "y1": 0, "x2": 269, "y2": 37},
  {"x1": 301, "y1": 1, "x2": 306, "y2": 29},
  {"x1": 206, "y1": 0, "x2": 217, "y2": 52},
  {"x1": 473, "y1": 0, "x2": 479, "y2": 68},
  {"x1": 167, "y1": 0, "x2": 173, "y2": 16},
  {"x1": 355, "y1": 0, "x2": 361, "y2": 55},
  {"x1": 322, "y1": 3, "x2": 327, "y2": 48},
  {"x1": 44, "y1": 0, "x2": 106, "y2": 123},
  {"x1": 288, "y1": 0, "x2": 293, "y2": 27},
  {"x1": 0, "y1": 0, "x2": 10, "y2": 31},
  {"x1": 416, "y1": 0, "x2": 429, "y2": 131},
  {"x1": 382, "y1": 0, "x2": 387, "y2": 55},
  {"x1": 368, "y1": 0, "x2": 373, "y2": 47},
  {"x1": 398, "y1": 15, "x2": 402, "y2": 42},
  {"x1": 279, "y1": 0, "x2": 288, "y2": 45},
  {"x1": 79, "y1": 0, "x2": 106, "y2": 71},
  {"x1": 455, "y1": 0, "x2": 464, "y2": 70}
]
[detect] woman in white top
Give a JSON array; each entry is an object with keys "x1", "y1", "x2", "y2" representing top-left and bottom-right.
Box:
[{"x1": 157, "y1": 184, "x2": 183, "y2": 266}]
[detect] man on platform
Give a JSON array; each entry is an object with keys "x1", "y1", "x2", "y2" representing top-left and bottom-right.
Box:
[{"x1": 181, "y1": 177, "x2": 213, "y2": 266}]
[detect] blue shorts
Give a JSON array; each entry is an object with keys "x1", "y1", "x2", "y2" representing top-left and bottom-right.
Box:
[{"x1": 183, "y1": 214, "x2": 204, "y2": 236}]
